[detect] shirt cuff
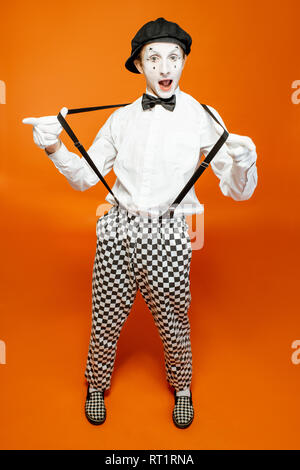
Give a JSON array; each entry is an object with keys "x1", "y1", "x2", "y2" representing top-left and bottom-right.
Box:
[{"x1": 45, "y1": 141, "x2": 73, "y2": 167}]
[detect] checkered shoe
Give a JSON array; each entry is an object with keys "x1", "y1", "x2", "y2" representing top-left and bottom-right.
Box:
[
  {"x1": 85, "y1": 384, "x2": 106, "y2": 425},
  {"x1": 172, "y1": 391, "x2": 194, "y2": 429}
]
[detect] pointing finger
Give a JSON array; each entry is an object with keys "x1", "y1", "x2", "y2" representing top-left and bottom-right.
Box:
[{"x1": 22, "y1": 117, "x2": 39, "y2": 126}]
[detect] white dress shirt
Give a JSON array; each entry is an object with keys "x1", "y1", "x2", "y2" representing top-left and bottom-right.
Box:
[{"x1": 46, "y1": 85, "x2": 257, "y2": 217}]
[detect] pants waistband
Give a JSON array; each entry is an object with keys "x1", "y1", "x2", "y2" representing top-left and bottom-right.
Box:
[{"x1": 111, "y1": 204, "x2": 185, "y2": 222}]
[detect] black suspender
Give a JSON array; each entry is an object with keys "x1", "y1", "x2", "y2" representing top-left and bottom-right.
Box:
[
  {"x1": 57, "y1": 104, "x2": 130, "y2": 206},
  {"x1": 57, "y1": 101, "x2": 229, "y2": 219}
]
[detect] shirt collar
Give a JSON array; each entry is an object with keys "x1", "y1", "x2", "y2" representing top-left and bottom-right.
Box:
[{"x1": 145, "y1": 85, "x2": 181, "y2": 99}]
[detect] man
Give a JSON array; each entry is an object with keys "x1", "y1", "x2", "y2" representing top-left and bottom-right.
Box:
[{"x1": 23, "y1": 17, "x2": 257, "y2": 429}]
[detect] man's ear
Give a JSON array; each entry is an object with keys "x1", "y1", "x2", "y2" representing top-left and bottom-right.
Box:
[{"x1": 134, "y1": 58, "x2": 143, "y2": 74}]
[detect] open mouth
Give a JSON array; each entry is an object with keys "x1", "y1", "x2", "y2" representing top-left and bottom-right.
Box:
[{"x1": 158, "y1": 79, "x2": 173, "y2": 91}]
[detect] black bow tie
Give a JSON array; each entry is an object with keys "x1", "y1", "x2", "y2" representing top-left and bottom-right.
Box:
[{"x1": 142, "y1": 93, "x2": 176, "y2": 112}]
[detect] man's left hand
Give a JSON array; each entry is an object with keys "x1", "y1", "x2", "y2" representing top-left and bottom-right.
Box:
[{"x1": 213, "y1": 121, "x2": 257, "y2": 164}]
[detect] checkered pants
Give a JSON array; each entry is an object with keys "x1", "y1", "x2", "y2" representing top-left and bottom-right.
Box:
[{"x1": 84, "y1": 204, "x2": 193, "y2": 393}]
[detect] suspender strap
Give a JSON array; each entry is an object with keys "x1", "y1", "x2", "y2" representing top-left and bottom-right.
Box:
[
  {"x1": 67, "y1": 104, "x2": 131, "y2": 114},
  {"x1": 166, "y1": 104, "x2": 229, "y2": 219},
  {"x1": 57, "y1": 101, "x2": 229, "y2": 218},
  {"x1": 57, "y1": 104, "x2": 130, "y2": 205}
]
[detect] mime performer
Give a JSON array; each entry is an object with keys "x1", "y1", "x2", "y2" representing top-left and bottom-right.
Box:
[{"x1": 23, "y1": 17, "x2": 258, "y2": 429}]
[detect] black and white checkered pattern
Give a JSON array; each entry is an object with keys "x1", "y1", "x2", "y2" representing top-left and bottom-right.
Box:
[
  {"x1": 84, "y1": 204, "x2": 193, "y2": 393},
  {"x1": 172, "y1": 391, "x2": 194, "y2": 428},
  {"x1": 85, "y1": 384, "x2": 106, "y2": 425}
]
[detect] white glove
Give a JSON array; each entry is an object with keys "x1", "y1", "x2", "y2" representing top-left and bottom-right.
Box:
[
  {"x1": 22, "y1": 107, "x2": 68, "y2": 150},
  {"x1": 213, "y1": 119, "x2": 257, "y2": 165}
]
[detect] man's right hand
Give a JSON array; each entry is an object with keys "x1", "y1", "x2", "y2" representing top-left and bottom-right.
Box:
[{"x1": 22, "y1": 106, "x2": 68, "y2": 152}]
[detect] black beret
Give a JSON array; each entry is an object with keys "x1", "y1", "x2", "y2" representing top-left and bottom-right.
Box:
[{"x1": 125, "y1": 17, "x2": 192, "y2": 74}]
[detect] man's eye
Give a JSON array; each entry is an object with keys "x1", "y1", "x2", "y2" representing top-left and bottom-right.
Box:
[{"x1": 149, "y1": 55, "x2": 179, "y2": 62}]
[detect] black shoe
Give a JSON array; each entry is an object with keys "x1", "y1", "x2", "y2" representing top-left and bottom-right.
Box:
[
  {"x1": 172, "y1": 390, "x2": 194, "y2": 429},
  {"x1": 85, "y1": 384, "x2": 106, "y2": 425}
]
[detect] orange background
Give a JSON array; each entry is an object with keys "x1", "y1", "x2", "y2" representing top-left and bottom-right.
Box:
[{"x1": 1, "y1": 0, "x2": 300, "y2": 450}]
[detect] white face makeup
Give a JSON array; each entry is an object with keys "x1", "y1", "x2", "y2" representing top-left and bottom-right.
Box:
[{"x1": 134, "y1": 42, "x2": 186, "y2": 98}]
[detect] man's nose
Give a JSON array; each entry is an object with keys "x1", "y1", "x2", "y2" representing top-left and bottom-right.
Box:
[{"x1": 159, "y1": 58, "x2": 171, "y2": 75}]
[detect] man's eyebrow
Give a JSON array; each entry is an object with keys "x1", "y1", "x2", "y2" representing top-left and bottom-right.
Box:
[{"x1": 146, "y1": 48, "x2": 180, "y2": 56}]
